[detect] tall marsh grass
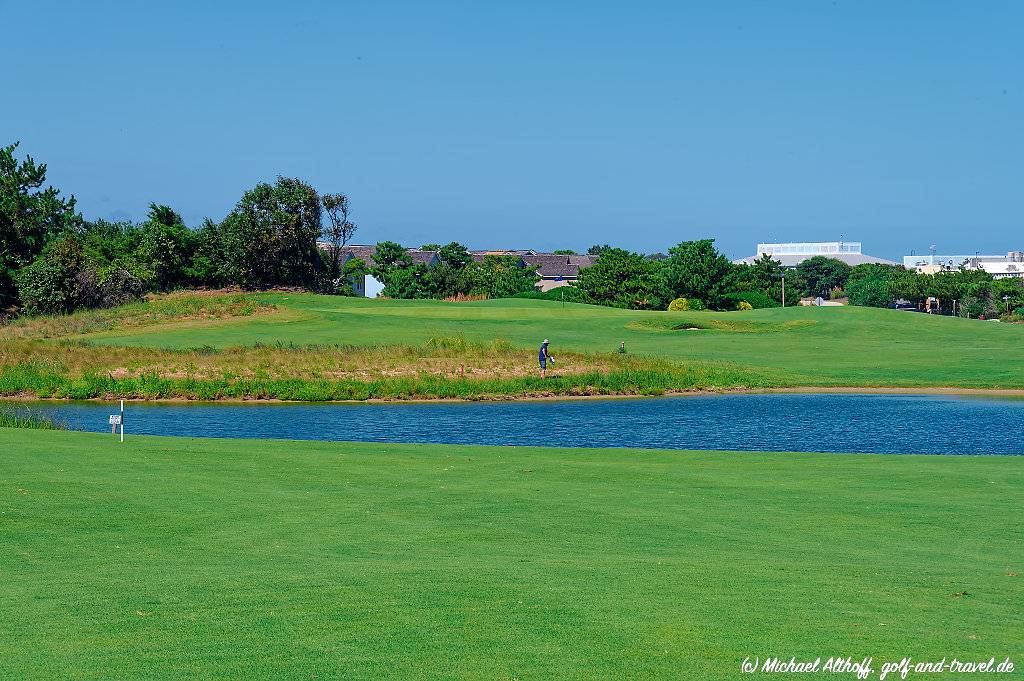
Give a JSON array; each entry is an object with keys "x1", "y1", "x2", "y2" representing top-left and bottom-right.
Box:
[{"x1": 0, "y1": 406, "x2": 66, "y2": 430}]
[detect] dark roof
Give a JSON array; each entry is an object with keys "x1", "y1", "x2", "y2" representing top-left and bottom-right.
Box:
[
  {"x1": 334, "y1": 246, "x2": 437, "y2": 269},
  {"x1": 520, "y1": 253, "x2": 598, "y2": 278},
  {"x1": 408, "y1": 250, "x2": 438, "y2": 266},
  {"x1": 332, "y1": 247, "x2": 593, "y2": 276}
]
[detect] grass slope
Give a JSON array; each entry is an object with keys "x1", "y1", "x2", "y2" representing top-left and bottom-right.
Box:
[
  {"x1": 87, "y1": 294, "x2": 1024, "y2": 388},
  {"x1": 2, "y1": 429, "x2": 1021, "y2": 678}
]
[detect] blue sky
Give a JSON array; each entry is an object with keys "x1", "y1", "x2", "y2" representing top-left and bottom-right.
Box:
[{"x1": 3, "y1": 0, "x2": 1020, "y2": 259}]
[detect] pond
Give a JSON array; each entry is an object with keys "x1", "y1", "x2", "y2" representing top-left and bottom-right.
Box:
[{"x1": 11, "y1": 393, "x2": 1024, "y2": 455}]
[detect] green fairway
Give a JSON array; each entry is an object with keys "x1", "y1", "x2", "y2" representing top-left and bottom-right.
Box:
[
  {"x1": 2, "y1": 428, "x2": 1021, "y2": 679},
  {"x1": 85, "y1": 293, "x2": 1024, "y2": 388}
]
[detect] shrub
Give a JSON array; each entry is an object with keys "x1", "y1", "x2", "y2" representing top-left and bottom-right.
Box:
[
  {"x1": 736, "y1": 301, "x2": 754, "y2": 311},
  {"x1": 513, "y1": 286, "x2": 588, "y2": 303},
  {"x1": 722, "y1": 290, "x2": 779, "y2": 309},
  {"x1": 667, "y1": 297, "x2": 704, "y2": 311}
]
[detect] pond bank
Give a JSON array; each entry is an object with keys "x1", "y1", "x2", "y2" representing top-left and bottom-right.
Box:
[{"x1": 3, "y1": 384, "x2": 1024, "y2": 405}]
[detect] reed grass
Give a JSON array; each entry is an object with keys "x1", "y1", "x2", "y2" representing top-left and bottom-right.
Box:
[
  {"x1": 0, "y1": 339, "x2": 795, "y2": 401},
  {"x1": 0, "y1": 406, "x2": 66, "y2": 429}
]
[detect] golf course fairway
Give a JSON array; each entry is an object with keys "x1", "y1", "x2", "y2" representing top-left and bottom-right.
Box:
[{"x1": 2, "y1": 428, "x2": 1021, "y2": 678}]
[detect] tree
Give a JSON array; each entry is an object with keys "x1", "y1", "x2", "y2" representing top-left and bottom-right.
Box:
[
  {"x1": 335, "y1": 257, "x2": 369, "y2": 297},
  {"x1": 15, "y1": 232, "x2": 89, "y2": 315},
  {"x1": 370, "y1": 241, "x2": 413, "y2": 284},
  {"x1": 846, "y1": 264, "x2": 902, "y2": 308},
  {"x1": 219, "y1": 177, "x2": 322, "y2": 289},
  {"x1": 552, "y1": 249, "x2": 577, "y2": 255},
  {"x1": 186, "y1": 218, "x2": 227, "y2": 287},
  {"x1": 0, "y1": 141, "x2": 82, "y2": 311},
  {"x1": 795, "y1": 256, "x2": 852, "y2": 298},
  {"x1": 575, "y1": 248, "x2": 659, "y2": 309},
  {"x1": 133, "y1": 203, "x2": 196, "y2": 291},
  {"x1": 472, "y1": 255, "x2": 539, "y2": 298},
  {"x1": 381, "y1": 264, "x2": 431, "y2": 299},
  {"x1": 587, "y1": 244, "x2": 613, "y2": 256},
  {"x1": 427, "y1": 242, "x2": 474, "y2": 297},
  {"x1": 658, "y1": 239, "x2": 732, "y2": 309},
  {"x1": 320, "y1": 193, "x2": 357, "y2": 279}
]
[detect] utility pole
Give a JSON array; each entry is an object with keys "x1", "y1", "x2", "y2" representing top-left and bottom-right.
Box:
[{"x1": 781, "y1": 273, "x2": 786, "y2": 308}]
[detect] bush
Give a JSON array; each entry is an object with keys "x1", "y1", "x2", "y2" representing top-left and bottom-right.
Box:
[
  {"x1": 722, "y1": 290, "x2": 778, "y2": 309},
  {"x1": 15, "y1": 234, "x2": 88, "y2": 315},
  {"x1": 667, "y1": 297, "x2": 704, "y2": 311},
  {"x1": 513, "y1": 286, "x2": 588, "y2": 303},
  {"x1": 736, "y1": 300, "x2": 754, "y2": 311}
]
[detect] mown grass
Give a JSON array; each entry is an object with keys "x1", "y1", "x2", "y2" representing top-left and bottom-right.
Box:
[{"x1": 2, "y1": 429, "x2": 1021, "y2": 679}]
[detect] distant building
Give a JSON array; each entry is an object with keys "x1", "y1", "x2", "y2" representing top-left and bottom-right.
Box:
[
  {"x1": 329, "y1": 245, "x2": 438, "y2": 297},
  {"x1": 733, "y1": 241, "x2": 896, "y2": 267},
  {"x1": 469, "y1": 251, "x2": 597, "y2": 291},
  {"x1": 902, "y1": 251, "x2": 1024, "y2": 279},
  {"x1": 323, "y1": 244, "x2": 601, "y2": 297},
  {"x1": 522, "y1": 253, "x2": 598, "y2": 292}
]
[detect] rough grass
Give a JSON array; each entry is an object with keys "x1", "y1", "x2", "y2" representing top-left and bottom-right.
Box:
[
  {"x1": 0, "y1": 340, "x2": 795, "y2": 400},
  {"x1": 5, "y1": 291, "x2": 1024, "y2": 400},
  {"x1": 0, "y1": 290, "x2": 275, "y2": 339},
  {"x1": 1, "y1": 429, "x2": 1021, "y2": 679},
  {"x1": 0, "y1": 406, "x2": 66, "y2": 429}
]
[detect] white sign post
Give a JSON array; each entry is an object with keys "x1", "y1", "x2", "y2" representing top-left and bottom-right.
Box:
[{"x1": 109, "y1": 400, "x2": 124, "y2": 442}]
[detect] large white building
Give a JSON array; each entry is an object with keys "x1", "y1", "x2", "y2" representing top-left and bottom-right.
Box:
[
  {"x1": 733, "y1": 241, "x2": 896, "y2": 267},
  {"x1": 902, "y1": 251, "x2": 1024, "y2": 279}
]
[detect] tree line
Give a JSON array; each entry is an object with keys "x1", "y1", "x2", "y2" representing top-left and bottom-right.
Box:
[
  {"x1": 2, "y1": 141, "x2": 1022, "y2": 319},
  {"x1": 572, "y1": 245, "x2": 1024, "y2": 318}
]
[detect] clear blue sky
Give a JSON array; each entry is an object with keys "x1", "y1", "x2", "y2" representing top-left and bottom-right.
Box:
[{"x1": 3, "y1": 0, "x2": 1020, "y2": 259}]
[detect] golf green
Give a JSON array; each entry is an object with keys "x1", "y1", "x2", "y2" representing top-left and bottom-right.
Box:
[{"x1": 2, "y1": 428, "x2": 1020, "y2": 678}]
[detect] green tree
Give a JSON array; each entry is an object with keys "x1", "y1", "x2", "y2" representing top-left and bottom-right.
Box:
[
  {"x1": 846, "y1": 264, "x2": 902, "y2": 308},
  {"x1": 472, "y1": 255, "x2": 539, "y2": 298},
  {"x1": 15, "y1": 232, "x2": 89, "y2": 315},
  {"x1": 185, "y1": 218, "x2": 227, "y2": 287},
  {"x1": 0, "y1": 142, "x2": 82, "y2": 311},
  {"x1": 219, "y1": 177, "x2": 322, "y2": 289},
  {"x1": 382, "y1": 264, "x2": 431, "y2": 299},
  {"x1": 133, "y1": 203, "x2": 196, "y2": 291},
  {"x1": 795, "y1": 256, "x2": 852, "y2": 298},
  {"x1": 427, "y1": 242, "x2": 474, "y2": 298},
  {"x1": 659, "y1": 239, "x2": 732, "y2": 309},
  {"x1": 370, "y1": 241, "x2": 413, "y2": 284},
  {"x1": 575, "y1": 248, "x2": 659, "y2": 309}
]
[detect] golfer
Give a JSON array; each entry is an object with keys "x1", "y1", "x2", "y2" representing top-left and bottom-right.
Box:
[{"x1": 538, "y1": 339, "x2": 553, "y2": 377}]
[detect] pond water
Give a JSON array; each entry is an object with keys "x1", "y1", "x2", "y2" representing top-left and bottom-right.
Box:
[{"x1": 11, "y1": 393, "x2": 1024, "y2": 455}]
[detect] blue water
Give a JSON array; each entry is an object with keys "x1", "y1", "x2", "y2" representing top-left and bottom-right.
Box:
[{"x1": 12, "y1": 393, "x2": 1024, "y2": 454}]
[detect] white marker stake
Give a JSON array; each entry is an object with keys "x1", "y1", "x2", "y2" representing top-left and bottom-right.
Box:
[{"x1": 120, "y1": 399, "x2": 124, "y2": 443}]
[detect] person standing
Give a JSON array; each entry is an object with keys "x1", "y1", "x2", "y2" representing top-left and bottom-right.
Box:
[{"x1": 538, "y1": 339, "x2": 553, "y2": 378}]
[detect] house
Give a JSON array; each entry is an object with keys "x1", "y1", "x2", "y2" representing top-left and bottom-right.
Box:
[
  {"x1": 469, "y1": 250, "x2": 598, "y2": 291},
  {"x1": 331, "y1": 245, "x2": 438, "y2": 297},
  {"x1": 733, "y1": 241, "x2": 896, "y2": 267},
  {"x1": 327, "y1": 244, "x2": 599, "y2": 297},
  {"x1": 521, "y1": 253, "x2": 598, "y2": 292},
  {"x1": 902, "y1": 251, "x2": 1024, "y2": 279}
]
